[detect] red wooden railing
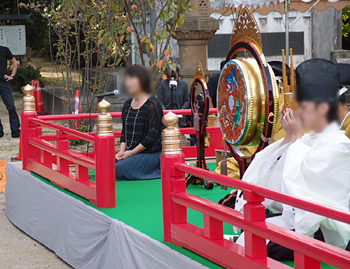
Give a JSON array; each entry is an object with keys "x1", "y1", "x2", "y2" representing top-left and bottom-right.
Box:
[
  {"x1": 37, "y1": 108, "x2": 218, "y2": 120},
  {"x1": 36, "y1": 108, "x2": 223, "y2": 159},
  {"x1": 22, "y1": 108, "x2": 222, "y2": 208},
  {"x1": 21, "y1": 111, "x2": 116, "y2": 208},
  {"x1": 161, "y1": 152, "x2": 350, "y2": 269}
]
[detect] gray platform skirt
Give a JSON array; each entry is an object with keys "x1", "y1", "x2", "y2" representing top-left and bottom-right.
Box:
[{"x1": 115, "y1": 151, "x2": 161, "y2": 180}]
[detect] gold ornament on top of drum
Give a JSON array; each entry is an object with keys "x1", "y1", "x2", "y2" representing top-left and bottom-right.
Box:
[{"x1": 218, "y1": 59, "x2": 266, "y2": 146}]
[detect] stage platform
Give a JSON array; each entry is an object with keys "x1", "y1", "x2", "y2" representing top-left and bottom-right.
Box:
[{"x1": 5, "y1": 162, "x2": 336, "y2": 268}]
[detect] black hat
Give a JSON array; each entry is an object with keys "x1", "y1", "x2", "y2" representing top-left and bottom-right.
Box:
[
  {"x1": 268, "y1": 61, "x2": 290, "y2": 83},
  {"x1": 296, "y1": 58, "x2": 340, "y2": 102},
  {"x1": 337, "y1": 63, "x2": 350, "y2": 86}
]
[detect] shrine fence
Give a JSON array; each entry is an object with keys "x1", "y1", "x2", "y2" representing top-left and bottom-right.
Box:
[
  {"x1": 21, "y1": 107, "x2": 221, "y2": 208},
  {"x1": 161, "y1": 152, "x2": 350, "y2": 269}
]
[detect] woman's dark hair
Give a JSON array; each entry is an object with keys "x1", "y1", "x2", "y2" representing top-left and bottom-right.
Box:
[
  {"x1": 125, "y1": 64, "x2": 153, "y2": 94},
  {"x1": 166, "y1": 65, "x2": 179, "y2": 81},
  {"x1": 316, "y1": 100, "x2": 339, "y2": 123},
  {"x1": 176, "y1": 66, "x2": 181, "y2": 77}
]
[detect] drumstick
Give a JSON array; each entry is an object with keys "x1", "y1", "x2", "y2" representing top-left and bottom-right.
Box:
[
  {"x1": 289, "y1": 48, "x2": 296, "y2": 110},
  {"x1": 282, "y1": 49, "x2": 292, "y2": 111},
  {"x1": 290, "y1": 49, "x2": 295, "y2": 86}
]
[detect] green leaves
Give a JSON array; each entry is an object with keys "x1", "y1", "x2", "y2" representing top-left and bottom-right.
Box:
[
  {"x1": 343, "y1": 6, "x2": 350, "y2": 37},
  {"x1": 168, "y1": 63, "x2": 176, "y2": 71},
  {"x1": 38, "y1": 0, "x2": 193, "y2": 96}
]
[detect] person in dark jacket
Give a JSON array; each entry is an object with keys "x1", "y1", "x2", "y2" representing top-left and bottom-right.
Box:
[
  {"x1": 157, "y1": 66, "x2": 190, "y2": 110},
  {"x1": 115, "y1": 65, "x2": 165, "y2": 180},
  {"x1": 0, "y1": 46, "x2": 20, "y2": 138}
]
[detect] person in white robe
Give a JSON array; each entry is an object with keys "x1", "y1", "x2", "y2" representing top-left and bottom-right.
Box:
[{"x1": 234, "y1": 58, "x2": 350, "y2": 261}]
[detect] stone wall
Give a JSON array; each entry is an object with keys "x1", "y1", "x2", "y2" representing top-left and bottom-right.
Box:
[{"x1": 311, "y1": 8, "x2": 342, "y2": 60}]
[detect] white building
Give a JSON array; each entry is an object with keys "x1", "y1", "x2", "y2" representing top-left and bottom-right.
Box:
[{"x1": 208, "y1": 8, "x2": 342, "y2": 71}]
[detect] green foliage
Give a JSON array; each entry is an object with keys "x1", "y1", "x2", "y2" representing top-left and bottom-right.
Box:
[
  {"x1": 342, "y1": 6, "x2": 350, "y2": 37},
  {"x1": 17, "y1": 0, "x2": 192, "y2": 113},
  {"x1": 21, "y1": 0, "x2": 126, "y2": 113},
  {"x1": 9, "y1": 66, "x2": 41, "y2": 92},
  {"x1": 98, "y1": 0, "x2": 193, "y2": 86}
]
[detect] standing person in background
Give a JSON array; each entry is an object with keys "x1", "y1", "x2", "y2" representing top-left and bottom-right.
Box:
[
  {"x1": 207, "y1": 61, "x2": 226, "y2": 108},
  {"x1": 0, "y1": 46, "x2": 20, "y2": 138},
  {"x1": 157, "y1": 65, "x2": 190, "y2": 127},
  {"x1": 115, "y1": 65, "x2": 164, "y2": 181},
  {"x1": 157, "y1": 66, "x2": 190, "y2": 110}
]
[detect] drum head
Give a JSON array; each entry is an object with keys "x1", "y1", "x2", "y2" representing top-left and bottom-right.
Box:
[{"x1": 217, "y1": 61, "x2": 248, "y2": 145}]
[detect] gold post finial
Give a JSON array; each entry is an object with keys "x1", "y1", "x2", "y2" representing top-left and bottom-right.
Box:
[
  {"x1": 162, "y1": 111, "x2": 182, "y2": 154},
  {"x1": 22, "y1": 84, "x2": 36, "y2": 113},
  {"x1": 96, "y1": 99, "x2": 113, "y2": 136}
]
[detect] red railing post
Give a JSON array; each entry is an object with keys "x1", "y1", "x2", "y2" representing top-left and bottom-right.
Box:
[
  {"x1": 203, "y1": 215, "x2": 223, "y2": 240},
  {"x1": 294, "y1": 251, "x2": 321, "y2": 269},
  {"x1": 95, "y1": 99, "x2": 116, "y2": 208},
  {"x1": 75, "y1": 164, "x2": 89, "y2": 183},
  {"x1": 56, "y1": 131, "x2": 70, "y2": 176},
  {"x1": 161, "y1": 111, "x2": 186, "y2": 243},
  {"x1": 243, "y1": 189, "x2": 267, "y2": 260},
  {"x1": 21, "y1": 84, "x2": 38, "y2": 170}
]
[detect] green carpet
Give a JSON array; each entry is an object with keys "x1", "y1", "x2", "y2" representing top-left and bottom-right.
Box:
[{"x1": 33, "y1": 163, "x2": 335, "y2": 269}]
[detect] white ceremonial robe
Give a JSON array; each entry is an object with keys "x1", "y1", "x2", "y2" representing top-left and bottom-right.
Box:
[{"x1": 234, "y1": 122, "x2": 350, "y2": 249}]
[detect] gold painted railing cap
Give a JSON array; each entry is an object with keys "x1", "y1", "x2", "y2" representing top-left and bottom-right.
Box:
[
  {"x1": 163, "y1": 111, "x2": 179, "y2": 127},
  {"x1": 22, "y1": 84, "x2": 35, "y2": 95},
  {"x1": 97, "y1": 99, "x2": 111, "y2": 113}
]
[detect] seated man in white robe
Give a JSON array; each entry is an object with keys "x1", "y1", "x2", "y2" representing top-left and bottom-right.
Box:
[{"x1": 234, "y1": 58, "x2": 350, "y2": 261}]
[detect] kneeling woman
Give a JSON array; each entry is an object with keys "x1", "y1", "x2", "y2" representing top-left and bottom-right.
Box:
[{"x1": 115, "y1": 65, "x2": 164, "y2": 180}]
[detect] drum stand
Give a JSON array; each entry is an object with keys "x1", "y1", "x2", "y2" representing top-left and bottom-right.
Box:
[
  {"x1": 226, "y1": 144, "x2": 253, "y2": 179},
  {"x1": 186, "y1": 110, "x2": 214, "y2": 189},
  {"x1": 186, "y1": 63, "x2": 215, "y2": 190}
]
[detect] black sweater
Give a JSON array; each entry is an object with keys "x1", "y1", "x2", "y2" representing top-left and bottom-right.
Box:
[
  {"x1": 156, "y1": 79, "x2": 190, "y2": 109},
  {"x1": 120, "y1": 96, "x2": 164, "y2": 153}
]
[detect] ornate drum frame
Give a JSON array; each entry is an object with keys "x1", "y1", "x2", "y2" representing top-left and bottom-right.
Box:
[
  {"x1": 187, "y1": 62, "x2": 214, "y2": 189},
  {"x1": 190, "y1": 78, "x2": 210, "y2": 128},
  {"x1": 218, "y1": 7, "x2": 279, "y2": 177}
]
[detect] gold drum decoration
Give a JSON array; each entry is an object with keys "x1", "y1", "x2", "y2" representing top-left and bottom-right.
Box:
[{"x1": 218, "y1": 58, "x2": 277, "y2": 146}]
